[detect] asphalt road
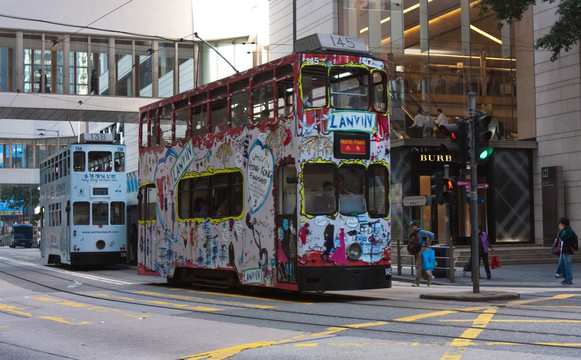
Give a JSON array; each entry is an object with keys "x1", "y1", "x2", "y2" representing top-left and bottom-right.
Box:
[{"x1": 1, "y1": 247, "x2": 580, "y2": 360}]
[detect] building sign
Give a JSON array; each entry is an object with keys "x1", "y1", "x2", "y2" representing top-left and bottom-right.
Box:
[
  {"x1": 334, "y1": 133, "x2": 369, "y2": 159},
  {"x1": 327, "y1": 111, "x2": 376, "y2": 133},
  {"x1": 419, "y1": 154, "x2": 453, "y2": 163},
  {"x1": 1, "y1": 202, "x2": 23, "y2": 215}
]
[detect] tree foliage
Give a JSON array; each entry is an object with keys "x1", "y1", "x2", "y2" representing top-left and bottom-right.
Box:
[{"x1": 477, "y1": 0, "x2": 581, "y2": 61}]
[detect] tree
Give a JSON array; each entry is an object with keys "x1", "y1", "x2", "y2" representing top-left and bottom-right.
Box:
[
  {"x1": 477, "y1": 0, "x2": 581, "y2": 61},
  {"x1": 0, "y1": 186, "x2": 40, "y2": 220}
]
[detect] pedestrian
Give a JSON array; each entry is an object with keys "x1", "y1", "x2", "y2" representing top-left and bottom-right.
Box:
[
  {"x1": 554, "y1": 231, "x2": 564, "y2": 278},
  {"x1": 409, "y1": 221, "x2": 435, "y2": 287},
  {"x1": 478, "y1": 226, "x2": 492, "y2": 279},
  {"x1": 424, "y1": 111, "x2": 435, "y2": 138},
  {"x1": 409, "y1": 108, "x2": 425, "y2": 138},
  {"x1": 90, "y1": 69, "x2": 99, "y2": 95},
  {"x1": 557, "y1": 217, "x2": 576, "y2": 285}
]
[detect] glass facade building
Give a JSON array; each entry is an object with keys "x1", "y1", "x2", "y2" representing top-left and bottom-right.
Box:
[{"x1": 336, "y1": 0, "x2": 536, "y2": 245}]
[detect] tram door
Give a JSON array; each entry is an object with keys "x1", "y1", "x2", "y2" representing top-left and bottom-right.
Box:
[{"x1": 275, "y1": 163, "x2": 297, "y2": 284}]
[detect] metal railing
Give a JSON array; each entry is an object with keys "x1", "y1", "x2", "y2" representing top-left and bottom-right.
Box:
[{"x1": 395, "y1": 239, "x2": 455, "y2": 282}]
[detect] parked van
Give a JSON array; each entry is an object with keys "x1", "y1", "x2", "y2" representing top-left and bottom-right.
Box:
[{"x1": 10, "y1": 224, "x2": 34, "y2": 248}]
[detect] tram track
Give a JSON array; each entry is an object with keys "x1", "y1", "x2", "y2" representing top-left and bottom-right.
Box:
[{"x1": 1, "y1": 257, "x2": 580, "y2": 354}]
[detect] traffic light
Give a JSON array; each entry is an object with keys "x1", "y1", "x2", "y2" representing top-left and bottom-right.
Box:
[
  {"x1": 442, "y1": 176, "x2": 457, "y2": 203},
  {"x1": 430, "y1": 172, "x2": 443, "y2": 205},
  {"x1": 474, "y1": 113, "x2": 493, "y2": 161},
  {"x1": 439, "y1": 120, "x2": 468, "y2": 164}
]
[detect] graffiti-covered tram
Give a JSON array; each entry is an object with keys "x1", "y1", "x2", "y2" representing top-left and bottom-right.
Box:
[{"x1": 138, "y1": 34, "x2": 391, "y2": 291}]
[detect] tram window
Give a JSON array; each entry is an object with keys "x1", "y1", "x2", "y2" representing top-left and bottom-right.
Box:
[
  {"x1": 175, "y1": 109, "x2": 189, "y2": 140},
  {"x1": 140, "y1": 113, "x2": 148, "y2": 148},
  {"x1": 88, "y1": 151, "x2": 112, "y2": 172},
  {"x1": 338, "y1": 165, "x2": 366, "y2": 215},
  {"x1": 73, "y1": 202, "x2": 90, "y2": 225},
  {"x1": 210, "y1": 100, "x2": 228, "y2": 132},
  {"x1": 139, "y1": 184, "x2": 157, "y2": 221},
  {"x1": 92, "y1": 202, "x2": 109, "y2": 225},
  {"x1": 277, "y1": 78, "x2": 294, "y2": 117},
  {"x1": 211, "y1": 173, "x2": 230, "y2": 217},
  {"x1": 302, "y1": 163, "x2": 336, "y2": 215},
  {"x1": 330, "y1": 67, "x2": 369, "y2": 110},
  {"x1": 73, "y1": 151, "x2": 85, "y2": 172},
  {"x1": 277, "y1": 164, "x2": 296, "y2": 215},
  {"x1": 110, "y1": 202, "x2": 125, "y2": 225},
  {"x1": 114, "y1": 151, "x2": 125, "y2": 172},
  {"x1": 372, "y1": 71, "x2": 387, "y2": 113},
  {"x1": 160, "y1": 110, "x2": 173, "y2": 144},
  {"x1": 191, "y1": 105, "x2": 208, "y2": 137},
  {"x1": 252, "y1": 84, "x2": 274, "y2": 122},
  {"x1": 276, "y1": 64, "x2": 293, "y2": 79},
  {"x1": 368, "y1": 164, "x2": 389, "y2": 217},
  {"x1": 231, "y1": 92, "x2": 249, "y2": 128},
  {"x1": 300, "y1": 65, "x2": 327, "y2": 108},
  {"x1": 178, "y1": 177, "x2": 193, "y2": 219},
  {"x1": 150, "y1": 110, "x2": 161, "y2": 146}
]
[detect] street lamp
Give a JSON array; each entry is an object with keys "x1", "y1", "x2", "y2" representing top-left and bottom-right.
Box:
[{"x1": 37, "y1": 128, "x2": 60, "y2": 155}]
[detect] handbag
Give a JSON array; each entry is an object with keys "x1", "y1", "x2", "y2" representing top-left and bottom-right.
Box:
[
  {"x1": 422, "y1": 249, "x2": 435, "y2": 271},
  {"x1": 490, "y1": 250, "x2": 500, "y2": 269},
  {"x1": 551, "y1": 240, "x2": 561, "y2": 256}
]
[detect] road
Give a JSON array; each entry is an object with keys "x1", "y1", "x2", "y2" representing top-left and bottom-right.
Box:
[{"x1": 1, "y1": 247, "x2": 580, "y2": 360}]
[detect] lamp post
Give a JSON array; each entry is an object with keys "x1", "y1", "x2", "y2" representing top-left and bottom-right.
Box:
[{"x1": 37, "y1": 128, "x2": 60, "y2": 155}]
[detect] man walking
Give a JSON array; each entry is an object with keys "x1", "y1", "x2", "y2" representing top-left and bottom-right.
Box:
[{"x1": 409, "y1": 221, "x2": 435, "y2": 287}]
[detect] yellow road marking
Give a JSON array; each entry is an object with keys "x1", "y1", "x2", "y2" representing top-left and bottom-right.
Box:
[
  {"x1": 0, "y1": 303, "x2": 90, "y2": 326},
  {"x1": 28, "y1": 296, "x2": 123, "y2": 313},
  {"x1": 180, "y1": 321, "x2": 387, "y2": 360},
  {"x1": 36, "y1": 316, "x2": 90, "y2": 325},
  {"x1": 135, "y1": 290, "x2": 277, "y2": 309},
  {"x1": 186, "y1": 289, "x2": 314, "y2": 305},
  {"x1": 440, "y1": 307, "x2": 497, "y2": 360},
  {"x1": 442, "y1": 319, "x2": 581, "y2": 323},
  {"x1": 89, "y1": 293, "x2": 221, "y2": 312},
  {"x1": 394, "y1": 306, "x2": 489, "y2": 323}
]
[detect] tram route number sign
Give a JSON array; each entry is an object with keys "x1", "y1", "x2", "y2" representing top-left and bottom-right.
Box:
[{"x1": 402, "y1": 195, "x2": 427, "y2": 207}]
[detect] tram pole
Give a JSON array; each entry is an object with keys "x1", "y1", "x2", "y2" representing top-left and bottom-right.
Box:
[{"x1": 468, "y1": 92, "x2": 479, "y2": 293}]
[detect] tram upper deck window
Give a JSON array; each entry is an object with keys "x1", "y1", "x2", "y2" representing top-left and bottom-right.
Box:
[
  {"x1": 300, "y1": 65, "x2": 327, "y2": 108},
  {"x1": 372, "y1": 71, "x2": 387, "y2": 113},
  {"x1": 252, "y1": 84, "x2": 274, "y2": 122},
  {"x1": 330, "y1": 67, "x2": 369, "y2": 110},
  {"x1": 338, "y1": 165, "x2": 366, "y2": 215},
  {"x1": 191, "y1": 105, "x2": 208, "y2": 137},
  {"x1": 88, "y1": 151, "x2": 112, "y2": 172},
  {"x1": 303, "y1": 163, "x2": 336, "y2": 215},
  {"x1": 73, "y1": 151, "x2": 85, "y2": 172},
  {"x1": 210, "y1": 99, "x2": 228, "y2": 132},
  {"x1": 114, "y1": 151, "x2": 124, "y2": 172}
]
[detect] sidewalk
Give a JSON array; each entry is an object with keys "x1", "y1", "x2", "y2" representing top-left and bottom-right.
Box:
[{"x1": 392, "y1": 262, "x2": 579, "y2": 295}]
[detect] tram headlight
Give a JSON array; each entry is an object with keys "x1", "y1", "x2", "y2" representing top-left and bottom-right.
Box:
[
  {"x1": 96, "y1": 240, "x2": 106, "y2": 250},
  {"x1": 346, "y1": 242, "x2": 362, "y2": 260}
]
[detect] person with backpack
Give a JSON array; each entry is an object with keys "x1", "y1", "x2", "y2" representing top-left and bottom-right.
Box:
[
  {"x1": 557, "y1": 217, "x2": 577, "y2": 285},
  {"x1": 408, "y1": 221, "x2": 435, "y2": 287}
]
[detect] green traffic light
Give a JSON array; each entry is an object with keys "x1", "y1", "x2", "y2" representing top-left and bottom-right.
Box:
[{"x1": 478, "y1": 147, "x2": 493, "y2": 160}]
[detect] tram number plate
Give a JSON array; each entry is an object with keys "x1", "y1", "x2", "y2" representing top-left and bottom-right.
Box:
[
  {"x1": 121, "y1": 252, "x2": 127, "y2": 258},
  {"x1": 385, "y1": 267, "x2": 392, "y2": 277}
]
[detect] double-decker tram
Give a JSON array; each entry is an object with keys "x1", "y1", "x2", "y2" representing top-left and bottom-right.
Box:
[
  {"x1": 138, "y1": 34, "x2": 391, "y2": 291},
  {"x1": 40, "y1": 133, "x2": 128, "y2": 266}
]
